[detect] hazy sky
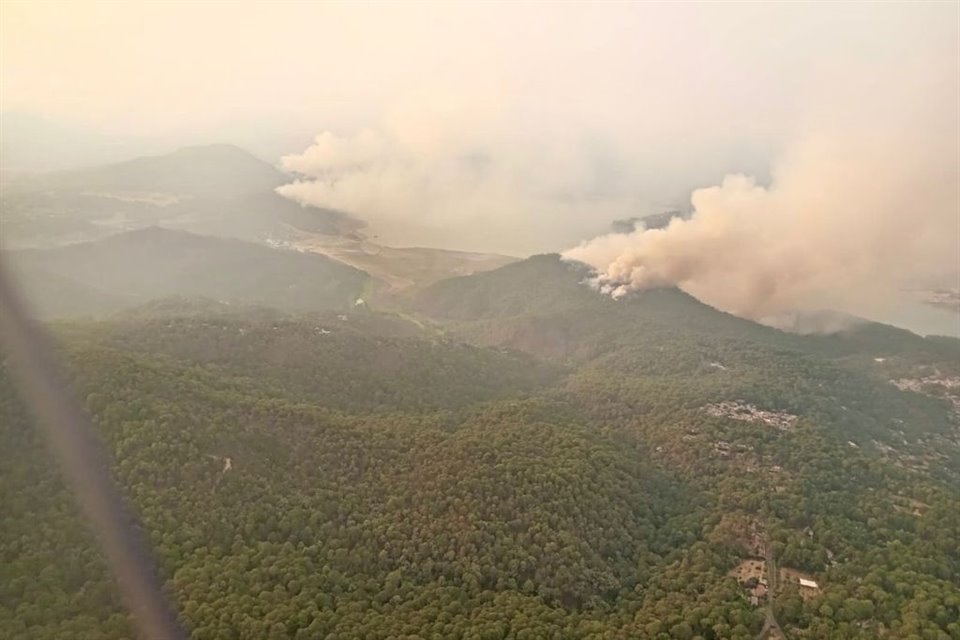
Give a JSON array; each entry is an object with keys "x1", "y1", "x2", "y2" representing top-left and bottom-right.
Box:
[{"x1": 2, "y1": 1, "x2": 958, "y2": 257}]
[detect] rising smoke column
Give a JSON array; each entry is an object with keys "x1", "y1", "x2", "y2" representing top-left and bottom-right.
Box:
[{"x1": 564, "y1": 105, "x2": 960, "y2": 324}]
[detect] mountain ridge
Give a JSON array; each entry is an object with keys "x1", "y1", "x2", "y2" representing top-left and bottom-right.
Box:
[
  {"x1": 5, "y1": 227, "x2": 371, "y2": 317},
  {"x1": 3, "y1": 143, "x2": 283, "y2": 198}
]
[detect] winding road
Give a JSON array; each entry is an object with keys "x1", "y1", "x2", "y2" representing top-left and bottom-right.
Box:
[{"x1": 756, "y1": 539, "x2": 786, "y2": 640}]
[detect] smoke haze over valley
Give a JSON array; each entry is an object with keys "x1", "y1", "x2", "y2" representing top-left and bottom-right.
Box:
[
  {"x1": 4, "y1": 1, "x2": 956, "y2": 333},
  {"x1": 3, "y1": 4, "x2": 960, "y2": 640}
]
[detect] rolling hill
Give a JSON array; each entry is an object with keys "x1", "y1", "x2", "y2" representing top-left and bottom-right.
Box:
[
  {"x1": 4, "y1": 227, "x2": 371, "y2": 317},
  {"x1": 415, "y1": 253, "x2": 957, "y2": 359},
  {"x1": 6, "y1": 143, "x2": 286, "y2": 198},
  {"x1": 414, "y1": 254, "x2": 960, "y2": 449},
  {"x1": 414, "y1": 253, "x2": 798, "y2": 358}
]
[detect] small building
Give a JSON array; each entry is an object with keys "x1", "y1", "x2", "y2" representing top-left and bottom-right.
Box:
[{"x1": 799, "y1": 578, "x2": 819, "y2": 590}]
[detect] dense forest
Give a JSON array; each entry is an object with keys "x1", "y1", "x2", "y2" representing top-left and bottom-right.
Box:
[{"x1": 2, "y1": 256, "x2": 959, "y2": 639}]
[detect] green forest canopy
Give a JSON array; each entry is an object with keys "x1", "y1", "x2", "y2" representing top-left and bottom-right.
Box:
[{"x1": 2, "y1": 257, "x2": 959, "y2": 640}]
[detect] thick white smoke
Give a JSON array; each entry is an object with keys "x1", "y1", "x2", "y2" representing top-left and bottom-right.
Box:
[
  {"x1": 275, "y1": 88, "x2": 650, "y2": 255},
  {"x1": 564, "y1": 75, "x2": 960, "y2": 324},
  {"x1": 275, "y1": 3, "x2": 959, "y2": 320}
]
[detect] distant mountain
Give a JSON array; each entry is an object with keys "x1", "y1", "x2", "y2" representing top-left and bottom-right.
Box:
[
  {"x1": 0, "y1": 111, "x2": 160, "y2": 173},
  {"x1": 0, "y1": 144, "x2": 356, "y2": 249},
  {"x1": 5, "y1": 227, "x2": 370, "y2": 317},
  {"x1": 5, "y1": 144, "x2": 283, "y2": 198}
]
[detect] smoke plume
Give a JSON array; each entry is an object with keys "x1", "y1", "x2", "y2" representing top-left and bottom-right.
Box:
[
  {"x1": 273, "y1": 3, "x2": 959, "y2": 318},
  {"x1": 274, "y1": 88, "x2": 648, "y2": 255},
  {"x1": 564, "y1": 77, "x2": 959, "y2": 325}
]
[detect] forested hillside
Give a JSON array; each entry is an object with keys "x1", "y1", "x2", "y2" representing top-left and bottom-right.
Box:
[
  {"x1": 4, "y1": 228, "x2": 371, "y2": 318},
  {"x1": 2, "y1": 259, "x2": 959, "y2": 639}
]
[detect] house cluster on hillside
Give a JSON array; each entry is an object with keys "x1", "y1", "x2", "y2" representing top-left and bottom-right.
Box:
[
  {"x1": 891, "y1": 371, "x2": 960, "y2": 414},
  {"x1": 704, "y1": 401, "x2": 799, "y2": 431}
]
